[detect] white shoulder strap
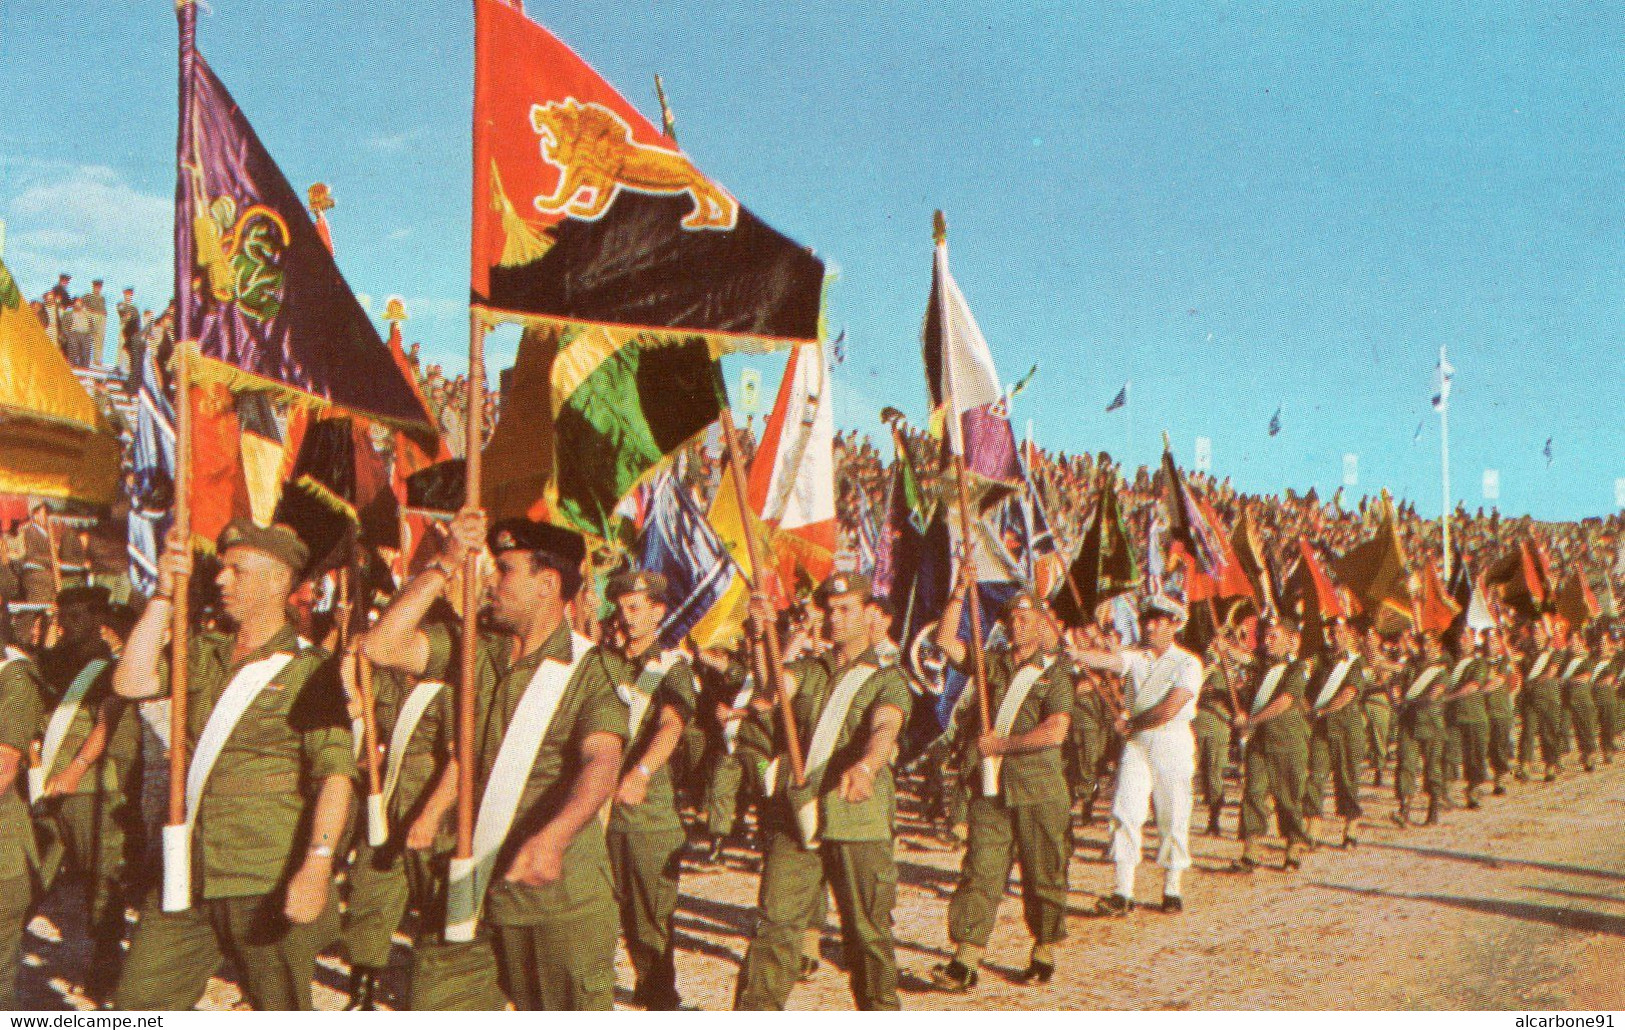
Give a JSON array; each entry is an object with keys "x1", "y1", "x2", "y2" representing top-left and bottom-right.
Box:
[
  {"x1": 381, "y1": 680, "x2": 447, "y2": 806},
  {"x1": 1406, "y1": 665, "x2": 1443, "y2": 702},
  {"x1": 34, "y1": 658, "x2": 111, "y2": 799},
  {"x1": 994, "y1": 659, "x2": 1052, "y2": 736},
  {"x1": 802, "y1": 663, "x2": 880, "y2": 790},
  {"x1": 450, "y1": 632, "x2": 592, "y2": 932},
  {"x1": 618, "y1": 650, "x2": 682, "y2": 741},
  {"x1": 1313, "y1": 656, "x2": 1355, "y2": 711},
  {"x1": 1252, "y1": 664, "x2": 1288, "y2": 716},
  {"x1": 185, "y1": 652, "x2": 298, "y2": 825}
]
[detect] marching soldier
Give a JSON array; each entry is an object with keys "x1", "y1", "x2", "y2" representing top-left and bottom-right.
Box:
[
  {"x1": 1193, "y1": 628, "x2": 1245, "y2": 837},
  {"x1": 735, "y1": 573, "x2": 909, "y2": 1011},
  {"x1": 1593, "y1": 627, "x2": 1620, "y2": 762},
  {"x1": 1361, "y1": 623, "x2": 1397, "y2": 788},
  {"x1": 337, "y1": 602, "x2": 459, "y2": 1010},
  {"x1": 1303, "y1": 616, "x2": 1367, "y2": 848},
  {"x1": 1440, "y1": 624, "x2": 1489, "y2": 809},
  {"x1": 1393, "y1": 629, "x2": 1450, "y2": 827},
  {"x1": 1066, "y1": 621, "x2": 1116, "y2": 827},
  {"x1": 1519, "y1": 619, "x2": 1566, "y2": 781},
  {"x1": 32, "y1": 586, "x2": 139, "y2": 1002},
  {"x1": 112, "y1": 521, "x2": 355, "y2": 1011},
  {"x1": 1230, "y1": 616, "x2": 1314, "y2": 873},
  {"x1": 364, "y1": 511, "x2": 625, "y2": 1011},
  {"x1": 1482, "y1": 626, "x2": 1519, "y2": 795},
  {"x1": 929, "y1": 589, "x2": 1073, "y2": 991},
  {"x1": 694, "y1": 644, "x2": 753, "y2": 862},
  {"x1": 1560, "y1": 632, "x2": 1599, "y2": 773},
  {"x1": 0, "y1": 611, "x2": 43, "y2": 1011},
  {"x1": 603, "y1": 571, "x2": 695, "y2": 1010}
]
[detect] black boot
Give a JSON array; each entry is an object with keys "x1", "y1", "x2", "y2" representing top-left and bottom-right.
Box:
[{"x1": 345, "y1": 967, "x2": 381, "y2": 1011}]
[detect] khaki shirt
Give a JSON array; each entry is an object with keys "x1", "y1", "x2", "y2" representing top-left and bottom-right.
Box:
[
  {"x1": 169, "y1": 624, "x2": 354, "y2": 900},
  {"x1": 423, "y1": 620, "x2": 627, "y2": 927},
  {"x1": 955, "y1": 646, "x2": 1072, "y2": 806},
  {"x1": 369, "y1": 665, "x2": 454, "y2": 832},
  {"x1": 36, "y1": 639, "x2": 138, "y2": 796},
  {"x1": 0, "y1": 652, "x2": 43, "y2": 881},
  {"x1": 1249, "y1": 657, "x2": 1313, "y2": 745},
  {"x1": 605, "y1": 646, "x2": 695, "y2": 836},
  {"x1": 770, "y1": 646, "x2": 910, "y2": 842}
]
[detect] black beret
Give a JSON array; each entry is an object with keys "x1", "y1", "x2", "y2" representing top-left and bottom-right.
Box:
[{"x1": 488, "y1": 517, "x2": 585, "y2": 568}]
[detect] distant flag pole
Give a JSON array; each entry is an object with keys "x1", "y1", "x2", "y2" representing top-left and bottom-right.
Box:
[
  {"x1": 654, "y1": 73, "x2": 676, "y2": 140},
  {"x1": 1434, "y1": 345, "x2": 1453, "y2": 579}
]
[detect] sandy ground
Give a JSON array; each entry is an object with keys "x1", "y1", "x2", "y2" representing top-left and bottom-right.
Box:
[{"x1": 19, "y1": 758, "x2": 1625, "y2": 1011}]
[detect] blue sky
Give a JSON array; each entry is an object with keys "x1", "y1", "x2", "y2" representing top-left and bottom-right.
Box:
[{"x1": 3, "y1": 1, "x2": 1621, "y2": 520}]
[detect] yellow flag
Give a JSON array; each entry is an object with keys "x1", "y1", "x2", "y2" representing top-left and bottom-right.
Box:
[
  {"x1": 693, "y1": 462, "x2": 761, "y2": 650},
  {"x1": 0, "y1": 258, "x2": 120, "y2": 502}
]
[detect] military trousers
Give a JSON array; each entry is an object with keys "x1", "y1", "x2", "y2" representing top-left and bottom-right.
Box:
[
  {"x1": 705, "y1": 750, "x2": 746, "y2": 838},
  {"x1": 1192, "y1": 711, "x2": 1231, "y2": 813},
  {"x1": 607, "y1": 827, "x2": 686, "y2": 1009},
  {"x1": 0, "y1": 873, "x2": 30, "y2": 1010},
  {"x1": 1526, "y1": 685, "x2": 1564, "y2": 768},
  {"x1": 1564, "y1": 687, "x2": 1598, "y2": 763},
  {"x1": 114, "y1": 890, "x2": 339, "y2": 1010},
  {"x1": 339, "y1": 841, "x2": 412, "y2": 969},
  {"x1": 1395, "y1": 728, "x2": 1445, "y2": 806},
  {"x1": 735, "y1": 829, "x2": 898, "y2": 1011},
  {"x1": 490, "y1": 910, "x2": 618, "y2": 1011},
  {"x1": 1596, "y1": 691, "x2": 1619, "y2": 759},
  {"x1": 946, "y1": 794, "x2": 1070, "y2": 952},
  {"x1": 1239, "y1": 733, "x2": 1309, "y2": 846},
  {"x1": 1455, "y1": 720, "x2": 1489, "y2": 789},
  {"x1": 1487, "y1": 714, "x2": 1517, "y2": 777},
  {"x1": 1306, "y1": 710, "x2": 1365, "y2": 820},
  {"x1": 1066, "y1": 705, "x2": 1111, "y2": 815},
  {"x1": 35, "y1": 792, "x2": 129, "y2": 997}
]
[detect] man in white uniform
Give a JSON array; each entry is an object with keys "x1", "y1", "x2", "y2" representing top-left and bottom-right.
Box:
[{"x1": 1068, "y1": 596, "x2": 1200, "y2": 914}]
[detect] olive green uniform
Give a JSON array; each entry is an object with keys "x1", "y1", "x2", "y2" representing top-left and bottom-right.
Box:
[
  {"x1": 33, "y1": 639, "x2": 140, "y2": 998},
  {"x1": 1445, "y1": 656, "x2": 1489, "y2": 796},
  {"x1": 56, "y1": 530, "x2": 90, "y2": 591},
  {"x1": 1560, "y1": 649, "x2": 1599, "y2": 767},
  {"x1": 114, "y1": 625, "x2": 355, "y2": 1011},
  {"x1": 1394, "y1": 659, "x2": 1448, "y2": 813},
  {"x1": 1239, "y1": 658, "x2": 1313, "y2": 849},
  {"x1": 1191, "y1": 653, "x2": 1237, "y2": 829},
  {"x1": 1304, "y1": 653, "x2": 1368, "y2": 822},
  {"x1": 0, "y1": 650, "x2": 44, "y2": 1011},
  {"x1": 1361, "y1": 674, "x2": 1395, "y2": 786},
  {"x1": 604, "y1": 646, "x2": 696, "y2": 1010},
  {"x1": 735, "y1": 647, "x2": 910, "y2": 1011},
  {"x1": 700, "y1": 658, "x2": 753, "y2": 841},
  {"x1": 1066, "y1": 672, "x2": 1114, "y2": 822},
  {"x1": 944, "y1": 648, "x2": 1072, "y2": 964},
  {"x1": 421, "y1": 621, "x2": 628, "y2": 1011},
  {"x1": 1521, "y1": 648, "x2": 1566, "y2": 771},
  {"x1": 1594, "y1": 655, "x2": 1621, "y2": 761},
  {"x1": 1484, "y1": 655, "x2": 1517, "y2": 779},
  {"x1": 16, "y1": 523, "x2": 54, "y2": 643},
  {"x1": 338, "y1": 666, "x2": 457, "y2": 998}
]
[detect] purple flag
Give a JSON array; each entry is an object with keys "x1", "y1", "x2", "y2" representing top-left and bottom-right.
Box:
[{"x1": 175, "y1": 2, "x2": 431, "y2": 434}]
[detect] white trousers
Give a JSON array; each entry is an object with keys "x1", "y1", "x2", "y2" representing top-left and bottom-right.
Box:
[{"x1": 1108, "y1": 725, "x2": 1196, "y2": 891}]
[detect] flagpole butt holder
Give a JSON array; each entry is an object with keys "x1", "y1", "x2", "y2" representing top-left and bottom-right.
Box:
[
  {"x1": 162, "y1": 823, "x2": 193, "y2": 913},
  {"x1": 795, "y1": 799, "x2": 820, "y2": 850},
  {"x1": 761, "y1": 757, "x2": 781, "y2": 798},
  {"x1": 366, "y1": 792, "x2": 389, "y2": 849},
  {"x1": 26, "y1": 767, "x2": 45, "y2": 806},
  {"x1": 981, "y1": 756, "x2": 1003, "y2": 797},
  {"x1": 445, "y1": 856, "x2": 479, "y2": 943}
]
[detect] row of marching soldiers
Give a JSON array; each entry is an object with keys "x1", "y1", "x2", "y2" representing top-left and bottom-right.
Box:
[{"x1": 2, "y1": 508, "x2": 1621, "y2": 1011}]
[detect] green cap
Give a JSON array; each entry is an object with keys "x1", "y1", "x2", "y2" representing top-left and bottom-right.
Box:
[
  {"x1": 815, "y1": 571, "x2": 872, "y2": 604},
  {"x1": 607, "y1": 570, "x2": 669, "y2": 605},
  {"x1": 217, "y1": 519, "x2": 310, "y2": 576}
]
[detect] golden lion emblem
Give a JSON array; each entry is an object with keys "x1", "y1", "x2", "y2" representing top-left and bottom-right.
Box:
[{"x1": 529, "y1": 99, "x2": 738, "y2": 231}]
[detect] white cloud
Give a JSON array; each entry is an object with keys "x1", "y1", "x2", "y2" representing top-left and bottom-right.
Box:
[
  {"x1": 364, "y1": 130, "x2": 418, "y2": 153},
  {"x1": 3, "y1": 163, "x2": 170, "y2": 301}
]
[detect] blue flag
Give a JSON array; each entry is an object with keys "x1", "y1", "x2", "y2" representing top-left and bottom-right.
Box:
[
  {"x1": 1106, "y1": 383, "x2": 1128, "y2": 413},
  {"x1": 1268, "y1": 406, "x2": 1282, "y2": 437},
  {"x1": 127, "y1": 349, "x2": 176, "y2": 596},
  {"x1": 637, "y1": 468, "x2": 740, "y2": 648}
]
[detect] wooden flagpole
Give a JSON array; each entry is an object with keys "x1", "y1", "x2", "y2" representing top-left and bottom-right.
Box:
[
  {"x1": 162, "y1": 340, "x2": 193, "y2": 911},
  {"x1": 934, "y1": 212, "x2": 995, "y2": 791},
  {"x1": 456, "y1": 315, "x2": 484, "y2": 864}
]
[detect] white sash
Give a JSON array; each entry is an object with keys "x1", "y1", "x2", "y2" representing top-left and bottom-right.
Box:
[
  {"x1": 1561, "y1": 656, "x2": 1588, "y2": 680},
  {"x1": 723, "y1": 679, "x2": 754, "y2": 756},
  {"x1": 994, "y1": 660, "x2": 1051, "y2": 735},
  {"x1": 1312, "y1": 656, "x2": 1355, "y2": 711},
  {"x1": 164, "y1": 649, "x2": 299, "y2": 912},
  {"x1": 1405, "y1": 665, "x2": 1443, "y2": 702},
  {"x1": 32, "y1": 658, "x2": 110, "y2": 802},
  {"x1": 1251, "y1": 664, "x2": 1288, "y2": 716},
  {"x1": 1528, "y1": 652, "x2": 1551, "y2": 681},
  {"x1": 618, "y1": 650, "x2": 681, "y2": 743},
  {"x1": 1450, "y1": 657, "x2": 1476, "y2": 687},
  {"x1": 381, "y1": 680, "x2": 446, "y2": 808},
  {"x1": 445, "y1": 632, "x2": 591, "y2": 942},
  {"x1": 794, "y1": 662, "x2": 878, "y2": 844}
]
